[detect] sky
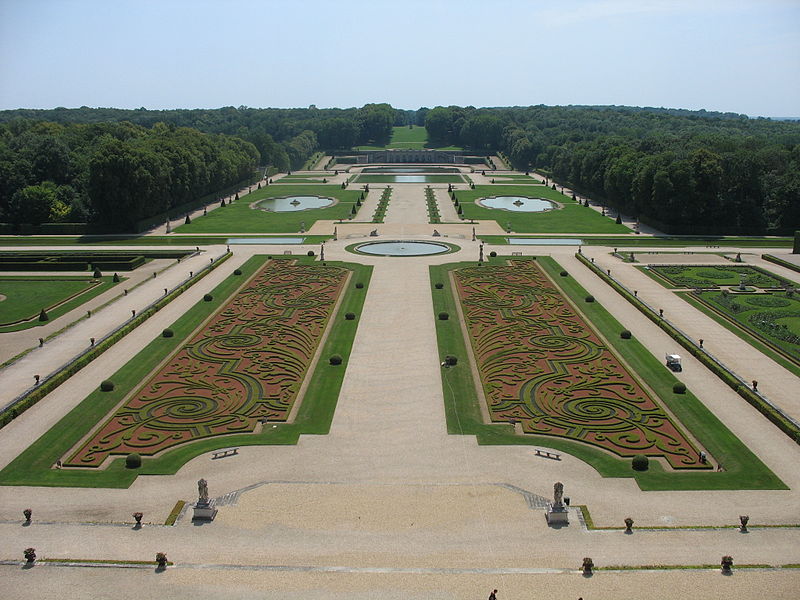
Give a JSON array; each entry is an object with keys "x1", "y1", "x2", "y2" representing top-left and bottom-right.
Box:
[{"x1": 0, "y1": 0, "x2": 798, "y2": 117}]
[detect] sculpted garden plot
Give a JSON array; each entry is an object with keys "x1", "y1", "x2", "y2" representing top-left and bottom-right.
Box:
[
  {"x1": 66, "y1": 261, "x2": 347, "y2": 467},
  {"x1": 454, "y1": 261, "x2": 706, "y2": 469}
]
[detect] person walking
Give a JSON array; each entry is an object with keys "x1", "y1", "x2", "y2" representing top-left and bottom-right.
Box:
[{"x1": 488, "y1": 590, "x2": 498, "y2": 600}]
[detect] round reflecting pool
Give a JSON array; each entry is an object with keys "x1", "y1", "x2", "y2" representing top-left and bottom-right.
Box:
[
  {"x1": 477, "y1": 196, "x2": 557, "y2": 212},
  {"x1": 255, "y1": 196, "x2": 334, "y2": 212},
  {"x1": 355, "y1": 240, "x2": 452, "y2": 256}
]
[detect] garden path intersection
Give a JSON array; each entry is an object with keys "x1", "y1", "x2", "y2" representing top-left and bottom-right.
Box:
[{"x1": 0, "y1": 172, "x2": 798, "y2": 599}]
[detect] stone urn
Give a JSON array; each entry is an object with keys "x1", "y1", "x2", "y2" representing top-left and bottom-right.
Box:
[
  {"x1": 133, "y1": 512, "x2": 143, "y2": 527},
  {"x1": 23, "y1": 508, "x2": 32, "y2": 523},
  {"x1": 156, "y1": 552, "x2": 168, "y2": 569},
  {"x1": 721, "y1": 555, "x2": 733, "y2": 573},
  {"x1": 624, "y1": 517, "x2": 634, "y2": 532},
  {"x1": 739, "y1": 515, "x2": 749, "y2": 532},
  {"x1": 582, "y1": 557, "x2": 594, "y2": 575},
  {"x1": 24, "y1": 548, "x2": 36, "y2": 563}
]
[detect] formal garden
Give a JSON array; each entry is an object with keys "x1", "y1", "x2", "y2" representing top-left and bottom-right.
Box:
[
  {"x1": 430, "y1": 255, "x2": 786, "y2": 490},
  {"x1": 175, "y1": 184, "x2": 363, "y2": 233},
  {"x1": 453, "y1": 185, "x2": 630, "y2": 233},
  {"x1": 643, "y1": 264, "x2": 800, "y2": 373},
  {"x1": 0, "y1": 255, "x2": 372, "y2": 487},
  {"x1": 0, "y1": 275, "x2": 122, "y2": 333}
]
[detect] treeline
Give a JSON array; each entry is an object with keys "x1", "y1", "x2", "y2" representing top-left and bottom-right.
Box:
[
  {"x1": 0, "y1": 103, "x2": 404, "y2": 172},
  {"x1": 423, "y1": 105, "x2": 800, "y2": 234},
  {"x1": 0, "y1": 120, "x2": 258, "y2": 231}
]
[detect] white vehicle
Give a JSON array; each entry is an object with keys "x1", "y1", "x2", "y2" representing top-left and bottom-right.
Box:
[{"x1": 666, "y1": 354, "x2": 682, "y2": 372}]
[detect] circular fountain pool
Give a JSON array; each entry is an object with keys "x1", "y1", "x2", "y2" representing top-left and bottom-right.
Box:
[
  {"x1": 353, "y1": 240, "x2": 454, "y2": 256},
  {"x1": 477, "y1": 196, "x2": 557, "y2": 212},
  {"x1": 255, "y1": 196, "x2": 334, "y2": 212}
]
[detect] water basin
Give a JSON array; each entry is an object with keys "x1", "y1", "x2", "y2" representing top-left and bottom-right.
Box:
[
  {"x1": 255, "y1": 196, "x2": 334, "y2": 212},
  {"x1": 361, "y1": 166, "x2": 460, "y2": 173},
  {"x1": 227, "y1": 237, "x2": 306, "y2": 244},
  {"x1": 507, "y1": 238, "x2": 584, "y2": 246},
  {"x1": 478, "y1": 196, "x2": 557, "y2": 212},
  {"x1": 356, "y1": 240, "x2": 452, "y2": 256}
]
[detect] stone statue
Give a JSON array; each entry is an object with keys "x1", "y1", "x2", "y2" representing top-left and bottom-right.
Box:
[
  {"x1": 553, "y1": 481, "x2": 564, "y2": 506},
  {"x1": 198, "y1": 478, "x2": 209, "y2": 503}
]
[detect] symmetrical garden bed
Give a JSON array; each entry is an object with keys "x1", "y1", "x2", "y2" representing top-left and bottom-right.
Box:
[
  {"x1": 65, "y1": 260, "x2": 347, "y2": 467},
  {"x1": 453, "y1": 260, "x2": 706, "y2": 469},
  {"x1": 645, "y1": 265, "x2": 792, "y2": 289}
]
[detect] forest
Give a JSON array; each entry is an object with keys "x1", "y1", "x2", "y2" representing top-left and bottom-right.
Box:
[
  {"x1": 1, "y1": 103, "x2": 798, "y2": 234},
  {"x1": 423, "y1": 105, "x2": 800, "y2": 235}
]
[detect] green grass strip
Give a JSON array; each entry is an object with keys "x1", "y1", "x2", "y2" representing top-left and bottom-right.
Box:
[
  {"x1": 0, "y1": 255, "x2": 372, "y2": 488},
  {"x1": 430, "y1": 255, "x2": 785, "y2": 491},
  {"x1": 164, "y1": 500, "x2": 186, "y2": 526}
]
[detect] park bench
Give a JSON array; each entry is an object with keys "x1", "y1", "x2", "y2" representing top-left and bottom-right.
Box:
[
  {"x1": 534, "y1": 448, "x2": 561, "y2": 460},
  {"x1": 211, "y1": 447, "x2": 239, "y2": 460},
  {"x1": 511, "y1": 252, "x2": 523, "y2": 256}
]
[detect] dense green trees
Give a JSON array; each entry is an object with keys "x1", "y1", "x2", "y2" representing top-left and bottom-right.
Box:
[
  {"x1": 0, "y1": 120, "x2": 258, "y2": 231},
  {"x1": 422, "y1": 104, "x2": 800, "y2": 234}
]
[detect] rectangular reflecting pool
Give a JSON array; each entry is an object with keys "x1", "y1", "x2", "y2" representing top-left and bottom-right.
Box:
[
  {"x1": 227, "y1": 237, "x2": 306, "y2": 244},
  {"x1": 507, "y1": 237, "x2": 584, "y2": 245}
]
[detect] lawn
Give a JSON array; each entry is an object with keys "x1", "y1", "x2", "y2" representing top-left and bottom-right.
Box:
[
  {"x1": 644, "y1": 265, "x2": 792, "y2": 289},
  {"x1": 355, "y1": 126, "x2": 464, "y2": 151},
  {"x1": 477, "y1": 235, "x2": 794, "y2": 248},
  {"x1": 0, "y1": 275, "x2": 121, "y2": 332},
  {"x1": 455, "y1": 185, "x2": 630, "y2": 233},
  {"x1": 0, "y1": 235, "x2": 333, "y2": 246},
  {"x1": 174, "y1": 185, "x2": 363, "y2": 233},
  {"x1": 0, "y1": 255, "x2": 373, "y2": 487},
  {"x1": 430, "y1": 255, "x2": 785, "y2": 491}
]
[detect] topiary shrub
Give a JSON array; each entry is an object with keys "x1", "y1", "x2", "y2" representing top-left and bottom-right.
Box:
[
  {"x1": 93, "y1": 268, "x2": 102, "y2": 278},
  {"x1": 620, "y1": 330, "x2": 632, "y2": 339},
  {"x1": 345, "y1": 312, "x2": 356, "y2": 320},
  {"x1": 438, "y1": 312, "x2": 449, "y2": 320},
  {"x1": 445, "y1": 355, "x2": 458, "y2": 366},
  {"x1": 673, "y1": 383, "x2": 687, "y2": 394},
  {"x1": 329, "y1": 354, "x2": 343, "y2": 365},
  {"x1": 162, "y1": 328, "x2": 174, "y2": 338},
  {"x1": 307, "y1": 250, "x2": 315, "y2": 257},
  {"x1": 113, "y1": 273, "x2": 120, "y2": 283},
  {"x1": 355, "y1": 282, "x2": 364, "y2": 289},
  {"x1": 233, "y1": 268, "x2": 242, "y2": 275},
  {"x1": 631, "y1": 455, "x2": 649, "y2": 471},
  {"x1": 489, "y1": 251, "x2": 497, "y2": 257},
  {"x1": 585, "y1": 295, "x2": 595, "y2": 303},
  {"x1": 100, "y1": 380, "x2": 115, "y2": 392},
  {"x1": 560, "y1": 271, "x2": 568, "y2": 277},
  {"x1": 125, "y1": 453, "x2": 142, "y2": 469},
  {"x1": 203, "y1": 293, "x2": 213, "y2": 302},
  {"x1": 435, "y1": 283, "x2": 444, "y2": 289},
  {"x1": 38, "y1": 308, "x2": 49, "y2": 322}
]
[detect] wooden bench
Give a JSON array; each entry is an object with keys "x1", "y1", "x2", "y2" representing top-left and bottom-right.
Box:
[
  {"x1": 511, "y1": 251, "x2": 523, "y2": 256},
  {"x1": 534, "y1": 448, "x2": 561, "y2": 460},
  {"x1": 211, "y1": 447, "x2": 239, "y2": 460}
]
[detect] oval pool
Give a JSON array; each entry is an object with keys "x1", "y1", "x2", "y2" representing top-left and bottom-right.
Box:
[
  {"x1": 478, "y1": 196, "x2": 556, "y2": 212},
  {"x1": 355, "y1": 241, "x2": 452, "y2": 256},
  {"x1": 255, "y1": 196, "x2": 334, "y2": 212}
]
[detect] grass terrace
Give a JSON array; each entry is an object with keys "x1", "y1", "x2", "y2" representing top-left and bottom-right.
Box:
[
  {"x1": 175, "y1": 185, "x2": 362, "y2": 233},
  {"x1": 455, "y1": 185, "x2": 629, "y2": 233}
]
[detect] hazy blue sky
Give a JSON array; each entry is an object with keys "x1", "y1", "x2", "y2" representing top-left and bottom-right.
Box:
[{"x1": 1, "y1": 0, "x2": 798, "y2": 116}]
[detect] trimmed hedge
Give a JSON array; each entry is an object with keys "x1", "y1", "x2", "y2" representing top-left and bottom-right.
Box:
[
  {"x1": 100, "y1": 380, "x2": 115, "y2": 392},
  {"x1": 632, "y1": 455, "x2": 649, "y2": 471},
  {"x1": 345, "y1": 312, "x2": 356, "y2": 320},
  {"x1": 620, "y1": 330, "x2": 632, "y2": 339},
  {"x1": 355, "y1": 282, "x2": 364, "y2": 289},
  {"x1": 445, "y1": 355, "x2": 458, "y2": 366},
  {"x1": 203, "y1": 294, "x2": 213, "y2": 302},
  {"x1": 673, "y1": 383, "x2": 687, "y2": 394},
  {"x1": 162, "y1": 328, "x2": 174, "y2": 338},
  {"x1": 0, "y1": 253, "x2": 232, "y2": 430},
  {"x1": 575, "y1": 252, "x2": 800, "y2": 445},
  {"x1": 125, "y1": 453, "x2": 142, "y2": 469},
  {"x1": 435, "y1": 283, "x2": 444, "y2": 289},
  {"x1": 329, "y1": 354, "x2": 343, "y2": 365},
  {"x1": 438, "y1": 312, "x2": 450, "y2": 320}
]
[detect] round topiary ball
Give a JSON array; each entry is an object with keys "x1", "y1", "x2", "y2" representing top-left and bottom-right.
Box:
[
  {"x1": 125, "y1": 453, "x2": 141, "y2": 469},
  {"x1": 445, "y1": 355, "x2": 458, "y2": 366},
  {"x1": 632, "y1": 455, "x2": 649, "y2": 471},
  {"x1": 560, "y1": 271, "x2": 568, "y2": 277},
  {"x1": 233, "y1": 268, "x2": 242, "y2": 275},
  {"x1": 203, "y1": 294, "x2": 213, "y2": 302},
  {"x1": 307, "y1": 250, "x2": 315, "y2": 257},
  {"x1": 329, "y1": 354, "x2": 343, "y2": 365},
  {"x1": 434, "y1": 283, "x2": 444, "y2": 289},
  {"x1": 112, "y1": 273, "x2": 120, "y2": 283},
  {"x1": 162, "y1": 328, "x2": 174, "y2": 338},
  {"x1": 620, "y1": 330, "x2": 632, "y2": 339},
  {"x1": 585, "y1": 295, "x2": 595, "y2": 303},
  {"x1": 345, "y1": 312, "x2": 356, "y2": 320},
  {"x1": 355, "y1": 282, "x2": 364, "y2": 289},
  {"x1": 93, "y1": 268, "x2": 102, "y2": 278},
  {"x1": 100, "y1": 380, "x2": 115, "y2": 392},
  {"x1": 489, "y1": 251, "x2": 497, "y2": 258},
  {"x1": 673, "y1": 383, "x2": 687, "y2": 394},
  {"x1": 438, "y1": 312, "x2": 449, "y2": 320}
]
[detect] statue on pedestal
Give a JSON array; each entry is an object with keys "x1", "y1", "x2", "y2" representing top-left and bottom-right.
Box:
[
  {"x1": 198, "y1": 478, "x2": 209, "y2": 504},
  {"x1": 553, "y1": 481, "x2": 564, "y2": 507}
]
